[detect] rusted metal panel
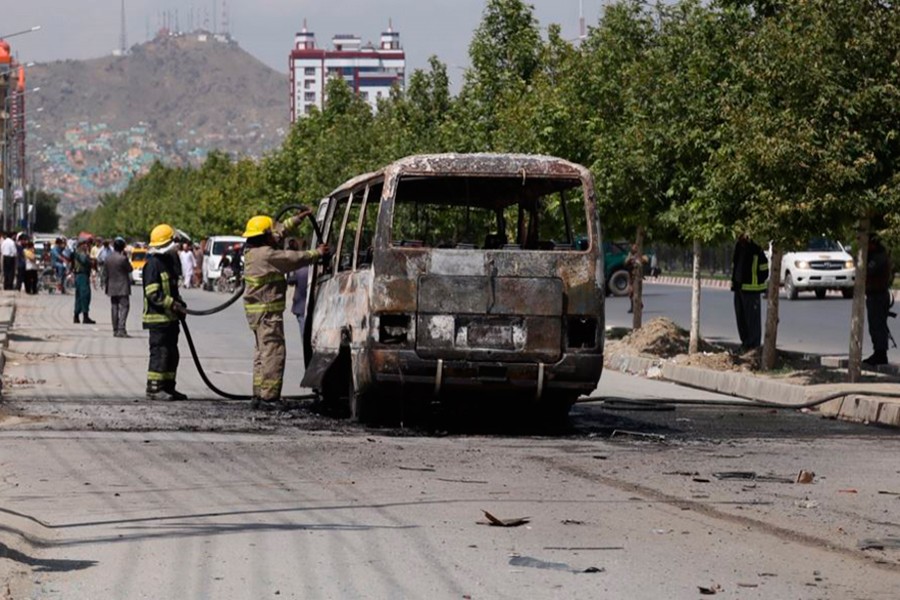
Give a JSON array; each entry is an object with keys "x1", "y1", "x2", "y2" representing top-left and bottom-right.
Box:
[{"x1": 418, "y1": 276, "x2": 562, "y2": 316}]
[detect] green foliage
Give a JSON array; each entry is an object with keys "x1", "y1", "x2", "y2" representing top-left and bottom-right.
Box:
[
  {"x1": 33, "y1": 190, "x2": 61, "y2": 233},
  {"x1": 70, "y1": 0, "x2": 900, "y2": 259}
]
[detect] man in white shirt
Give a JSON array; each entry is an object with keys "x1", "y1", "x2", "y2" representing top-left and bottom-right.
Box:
[
  {"x1": 179, "y1": 243, "x2": 196, "y2": 288},
  {"x1": 1, "y1": 233, "x2": 17, "y2": 290}
]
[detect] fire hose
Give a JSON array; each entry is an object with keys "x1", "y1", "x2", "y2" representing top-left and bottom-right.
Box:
[{"x1": 179, "y1": 204, "x2": 324, "y2": 402}]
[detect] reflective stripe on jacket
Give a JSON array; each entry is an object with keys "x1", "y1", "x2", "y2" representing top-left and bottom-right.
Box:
[
  {"x1": 142, "y1": 253, "x2": 182, "y2": 326},
  {"x1": 243, "y1": 245, "x2": 321, "y2": 319},
  {"x1": 732, "y1": 240, "x2": 769, "y2": 293}
]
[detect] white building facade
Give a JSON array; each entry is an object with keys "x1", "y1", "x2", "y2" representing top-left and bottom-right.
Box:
[{"x1": 289, "y1": 25, "x2": 405, "y2": 121}]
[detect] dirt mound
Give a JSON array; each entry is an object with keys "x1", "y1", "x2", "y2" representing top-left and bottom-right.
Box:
[{"x1": 615, "y1": 317, "x2": 720, "y2": 358}]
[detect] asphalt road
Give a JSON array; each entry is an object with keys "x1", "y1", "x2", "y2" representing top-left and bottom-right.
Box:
[
  {"x1": 1, "y1": 288, "x2": 899, "y2": 599},
  {"x1": 607, "y1": 281, "x2": 895, "y2": 359}
]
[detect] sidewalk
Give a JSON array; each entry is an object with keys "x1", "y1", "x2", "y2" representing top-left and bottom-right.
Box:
[{"x1": 606, "y1": 343, "x2": 900, "y2": 428}]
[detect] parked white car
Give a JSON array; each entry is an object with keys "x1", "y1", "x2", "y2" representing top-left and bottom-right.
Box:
[
  {"x1": 780, "y1": 238, "x2": 855, "y2": 300},
  {"x1": 202, "y1": 235, "x2": 245, "y2": 290}
]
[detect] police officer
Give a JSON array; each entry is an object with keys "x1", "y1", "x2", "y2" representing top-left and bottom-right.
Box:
[
  {"x1": 72, "y1": 239, "x2": 96, "y2": 324},
  {"x1": 242, "y1": 212, "x2": 328, "y2": 409},
  {"x1": 864, "y1": 236, "x2": 893, "y2": 366},
  {"x1": 731, "y1": 233, "x2": 769, "y2": 351},
  {"x1": 143, "y1": 223, "x2": 188, "y2": 400}
]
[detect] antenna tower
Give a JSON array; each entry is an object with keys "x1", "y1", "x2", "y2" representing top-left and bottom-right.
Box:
[
  {"x1": 579, "y1": 0, "x2": 586, "y2": 39},
  {"x1": 119, "y1": 0, "x2": 128, "y2": 53},
  {"x1": 222, "y1": 0, "x2": 230, "y2": 36}
]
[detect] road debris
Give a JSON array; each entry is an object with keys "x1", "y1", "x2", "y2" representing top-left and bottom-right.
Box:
[
  {"x1": 479, "y1": 510, "x2": 530, "y2": 527},
  {"x1": 544, "y1": 546, "x2": 624, "y2": 551},
  {"x1": 398, "y1": 465, "x2": 436, "y2": 472},
  {"x1": 508, "y1": 555, "x2": 604, "y2": 574},
  {"x1": 877, "y1": 490, "x2": 900, "y2": 496},
  {"x1": 436, "y1": 478, "x2": 488, "y2": 484},
  {"x1": 713, "y1": 471, "x2": 757, "y2": 480},
  {"x1": 561, "y1": 519, "x2": 586, "y2": 525},
  {"x1": 795, "y1": 499, "x2": 819, "y2": 509},
  {"x1": 859, "y1": 537, "x2": 900, "y2": 551},
  {"x1": 698, "y1": 583, "x2": 723, "y2": 595},
  {"x1": 837, "y1": 489, "x2": 858, "y2": 494},
  {"x1": 796, "y1": 470, "x2": 815, "y2": 484},
  {"x1": 610, "y1": 429, "x2": 666, "y2": 442}
]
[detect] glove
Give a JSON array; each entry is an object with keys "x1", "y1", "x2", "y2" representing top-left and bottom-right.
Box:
[{"x1": 172, "y1": 301, "x2": 187, "y2": 316}]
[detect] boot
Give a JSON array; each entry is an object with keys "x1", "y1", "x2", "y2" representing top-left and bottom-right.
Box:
[
  {"x1": 162, "y1": 382, "x2": 188, "y2": 401},
  {"x1": 73, "y1": 314, "x2": 80, "y2": 323},
  {"x1": 82, "y1": 314, "x2": 96, "y2": 324},
  {"x1": 146, "y1": 380, "x2": 164, "y2": 400},
  {"x1": 251, "y1": 396, "x2": 284, "y2": 411},
  {"x1": 863, "y1": 351, "x2": 888, "y2": 366}
]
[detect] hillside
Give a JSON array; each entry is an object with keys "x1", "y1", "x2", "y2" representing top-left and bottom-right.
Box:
[{"x1": 27, "y1": 33, "x2": 289, "y2": 217}]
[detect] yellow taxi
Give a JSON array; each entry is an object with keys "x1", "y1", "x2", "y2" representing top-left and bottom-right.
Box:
[{"x1": 128, "y1": 244, "x2": 148, "y2": 285}]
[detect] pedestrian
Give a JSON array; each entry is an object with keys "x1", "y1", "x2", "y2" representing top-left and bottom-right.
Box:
[
  {"x1": 106, "y1": 237, "x2": 133, "y2": 338},
  {"x1": 625, "y1": 244, "x2": 646, "y2": 314},
  {"x1": 143, "y1": 223, "x2": 188, "y2": 400},
  {"x1": 731, "y1": 233, "x2": 769, "y2": 352},
  {"x1": 72, "y1": 239, "x2": 96, "y2": 324},
  {"x1": 178, "y1": 242, "x2": 196, "y2": 288},
  {"x1": 192, "y1": 242, "x2": 203, "y2": 288},
  {"x1": 50, "y1": 237, "x2": 69, "y2": 294},
  {"x1": 23, "y1": 241, "x2": 39, "y2": 294},
  {"x1": 89, "y1": 238, "x2": 102, "y2": 289},
  {"x1": 1, "y1": 231, "x2": 16, "y2": 290},
  {"x1": 864, "y1": 236, "x2": 893, "y2": 366},
  {"x1": 241, "y1": 213, "x2": 327, "y2": 410},
  {"x1": 97, "y1": 238, "x2": 112, "y2": 290},
  {"x1": 286, "y1": 238, "x2": 310, "y2": 363},
  {"x1": 15, "y1": 234, "x2": 26, "y2": 292}
]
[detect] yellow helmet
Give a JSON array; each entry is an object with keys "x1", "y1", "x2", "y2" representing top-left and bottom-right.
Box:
[
  {"x1": 149, "y1": 224, "x2": 175, "y2": 247},
  {"x1": 243, "y1": 215, "x2": 274, "y2": 238}
]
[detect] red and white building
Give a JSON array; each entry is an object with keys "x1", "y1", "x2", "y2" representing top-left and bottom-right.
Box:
[{"x1": 289, "y1": 23, "x2": 405, "y2": 121}]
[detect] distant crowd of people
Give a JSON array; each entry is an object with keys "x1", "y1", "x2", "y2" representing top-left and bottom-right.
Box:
[{"x1": 0, "y1": 231, "x2": 45, "y2": 295}]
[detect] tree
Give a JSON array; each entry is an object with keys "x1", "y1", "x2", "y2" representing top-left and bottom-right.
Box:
[
  {"x1": 32, "y1": 190, "x2": 61, "y2": 233},
  {"x1": 451, "y1": 0, "x2": 542, "y2": 151},
  {"x1": 708, "y1": 0, "x2": 900, "y2": 375}
]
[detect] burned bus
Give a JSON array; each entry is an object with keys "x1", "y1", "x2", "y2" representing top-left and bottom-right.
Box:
[{"x1": 300, "y1": 154, "x2": 605, "y2": 421}]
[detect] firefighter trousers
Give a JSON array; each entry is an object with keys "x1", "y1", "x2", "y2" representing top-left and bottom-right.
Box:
[
  {"x1": 248, "y1": 312, "x2": 286, "y2": 401},
  {"x1": 147, "y1": 323, "x2": 180, "y2": 386}
]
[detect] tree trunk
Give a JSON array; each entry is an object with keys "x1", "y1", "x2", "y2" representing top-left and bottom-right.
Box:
[
  {"x1": 848, "y1": 218, "x2": 870, "y2": 383},
  {"x1": 632, "y1": 226, "x2": 645, "y2": 331},
  {"x1": 761, "y1": 246, "x2": 783, "y2": 371},
  {"x1": 689, "y1": 238, "x2": 702, "y2": 354}
]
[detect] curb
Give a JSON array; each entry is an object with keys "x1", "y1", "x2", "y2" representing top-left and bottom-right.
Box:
[
  {"x1": 0, "y1": 296, "x2": 16, "y2": 399},
  {"x1": 606, "y1": 351, "x2": 900, "y2": 428}
]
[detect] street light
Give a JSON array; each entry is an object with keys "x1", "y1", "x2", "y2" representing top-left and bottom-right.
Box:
[{"x1": 0, "y1": 26, "x2": 41, "y2": 40}]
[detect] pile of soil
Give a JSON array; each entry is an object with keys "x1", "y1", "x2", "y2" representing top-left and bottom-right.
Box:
[{"x1": 611, "y1": 317, "x2": 722, "y2": 359}]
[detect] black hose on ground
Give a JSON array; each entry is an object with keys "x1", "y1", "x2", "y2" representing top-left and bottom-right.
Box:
[{"x1": 179, "y1": 203, "x2": 323, "y2": 401}]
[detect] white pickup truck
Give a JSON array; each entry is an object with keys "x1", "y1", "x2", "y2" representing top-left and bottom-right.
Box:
[{"x1": 780, "y1": 238, "x2": 855, "y2": 300}]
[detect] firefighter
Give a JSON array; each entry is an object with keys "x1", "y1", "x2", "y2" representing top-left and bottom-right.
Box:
[
  {"x1": 143, "y1": 223, "x2": 188, "y2": 401},
  {"x1": 242, "y1": 212, "x2": 328, "y2": 409}
]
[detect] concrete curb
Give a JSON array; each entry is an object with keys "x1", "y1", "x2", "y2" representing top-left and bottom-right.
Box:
[
  {"x1": 607, "y1": 351, "x2": 900, "y2": 428},
  {"x1": 0, "y1": 296, "x2": 16, "y2": 399}
]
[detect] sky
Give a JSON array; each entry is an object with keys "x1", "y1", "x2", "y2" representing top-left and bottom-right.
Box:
[{"x1": 2, "y1": 0, "x2": 609, "y2": 90}]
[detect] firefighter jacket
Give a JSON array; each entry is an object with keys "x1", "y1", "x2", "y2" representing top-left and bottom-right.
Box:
[
  {"x1": 243, "y1": 246, "x2": 321, "y2": 321},
  {"x1": 731, "y1": 239, "x2": 769, "y2": 293},
  {"x1": 142, "y1": 251, "x2": 184, "y2": 328}
]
